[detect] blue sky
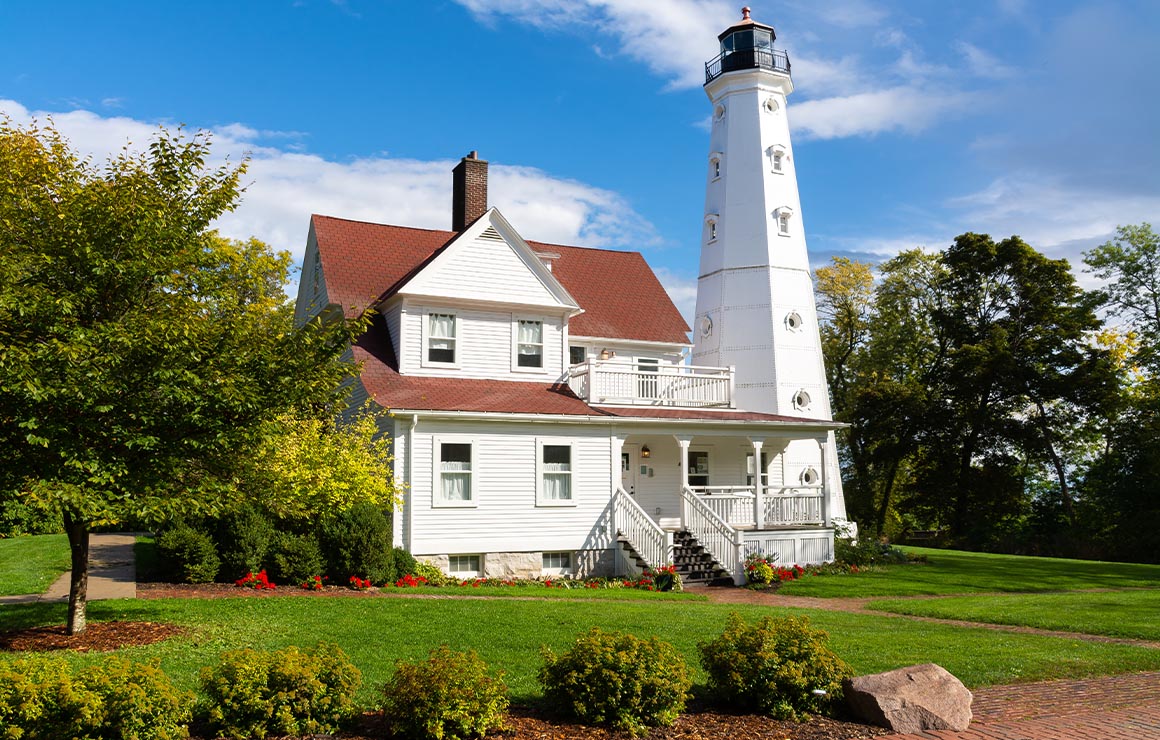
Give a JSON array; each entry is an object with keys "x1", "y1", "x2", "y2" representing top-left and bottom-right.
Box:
[{"x1": 2, "y1": 0, "x2": 1158, "y2": 319}]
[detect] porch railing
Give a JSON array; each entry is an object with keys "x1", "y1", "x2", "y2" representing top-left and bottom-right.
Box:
[
  {"x1": 692, "y1": 487, "x2": 756, "y2": 529},
  {"x1": 568, "y1": 360, "x2": 733, "y2": 408},
  {"x1": 764, "y1": 487, "x2": 825, "y2": 525},
  {"x1": 613, "y1": 487, "x2": 673, "y2": 570},
  {"x1": 680, "y1": 486, "x2": 744, "y2": 585},
  {"x1": 691, "y1": 486, "x2": 825, "y2": 528}
]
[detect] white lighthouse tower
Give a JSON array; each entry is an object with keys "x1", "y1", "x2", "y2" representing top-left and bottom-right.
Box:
[{"x1": 693, "y1": 8, "x2": 849, "y2": 523}]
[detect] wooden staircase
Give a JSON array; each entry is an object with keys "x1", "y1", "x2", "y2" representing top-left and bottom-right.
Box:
[
  {"x1": 618, "y1": 530, "x2": 732, "y2": 586},
  {"x1": 672, "y1": 530, "x2": 733, "y2": 585}
]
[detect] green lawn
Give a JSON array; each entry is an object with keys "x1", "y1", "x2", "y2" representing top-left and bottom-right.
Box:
[
  {"x1": 0, "y1": 534, "x2": 70, "y2": 596},
  {"x1": 869, "y1": 589, "x2": 1160, "y2": 641},
  {"x1": 778, "y1": 546, "x2": 1160, "y2": 598},
  {"x1": 4, "y1": 595, "x2": 1160, "y2": 701}
]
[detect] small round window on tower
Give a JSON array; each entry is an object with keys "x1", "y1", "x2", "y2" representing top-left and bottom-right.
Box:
[
  {"x1": 763, "y1": 96, "x2": 780, "y2": 114},
  {"x1": 700, "y1": 316, "x2": 714, "y2": 338},
  {"x1": 785, "y1": 311, "x2": 803, "y2": 332},
  {"x1": 801, "y1": 467, "x2": 820, "y2": 486},
  {"x1": 714, "y1": 104, "x2": 726, "y2": 121},
  {"x1": 792, "y1": 390, "x2": 812, "y2": 411}
]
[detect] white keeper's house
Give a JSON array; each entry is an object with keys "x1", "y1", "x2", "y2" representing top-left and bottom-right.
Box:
[{"x1": 294, "y1": 9, "x2": 851, "y2": 584}]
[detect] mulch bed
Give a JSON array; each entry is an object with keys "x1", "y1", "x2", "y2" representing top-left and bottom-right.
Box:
[
  {"x1": 0, "y1": 620, "x2": 186, "y2": 652},
  {"x1": 4, "y1": 584, "x2": 891, "y2": 739}
]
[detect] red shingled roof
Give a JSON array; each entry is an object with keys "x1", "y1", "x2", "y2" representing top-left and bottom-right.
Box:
[
  {"x1": 353, "y1": 315, "x2": 835, "y2": 425},
  {"x1": 312, "y1": 214, "x2": 690, "y2": 344}
]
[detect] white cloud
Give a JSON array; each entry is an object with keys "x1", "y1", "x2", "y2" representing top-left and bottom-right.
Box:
[
  {"x1": 0, "y1": 99, "x2": 660, "y2": 266},
  {"x1": 789, "y1": 86, "x2": 974, "y2": 140},
  {"x1": 455, "y1": 0, "x2": 734, "y2": 89},
  {"x1": 652, "y1": 266, "x2": 699, "y2": 325},
  {"x1": 946, "y1": 175, "x2": 1160, "y2": 258},
  {"x1": 956, "y1": 41, "x2": 1015, "y2": 79}
]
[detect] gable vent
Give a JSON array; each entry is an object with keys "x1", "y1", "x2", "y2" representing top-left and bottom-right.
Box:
[{"x1": 478, "y1": 226, "x2": 504, "y2": 242}]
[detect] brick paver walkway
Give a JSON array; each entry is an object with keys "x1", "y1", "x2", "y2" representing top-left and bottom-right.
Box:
[{"x1": 884, "y1": 671, "x2": 1160, "y2": 739}]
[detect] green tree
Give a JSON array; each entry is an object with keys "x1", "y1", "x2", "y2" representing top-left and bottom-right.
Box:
[
  {"x1": 1084, "y1": 223, "x2": 1160, "y2": 370},
  {"x1": 816, "y1": 252, "x2": 943, "y2": 534},
  {"x1": 0, "y1": 120, "x2": 364, "y2": 633},
  {"x1": 918, "y1": 234, "x2": 1113, "y2": 545}
]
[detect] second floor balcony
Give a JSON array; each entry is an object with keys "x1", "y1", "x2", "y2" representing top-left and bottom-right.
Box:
[{"x1": 568, "y1": 360, "x2": 734, "y2": 409}]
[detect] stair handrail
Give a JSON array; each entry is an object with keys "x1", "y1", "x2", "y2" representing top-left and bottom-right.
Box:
[
  {"x1": 612, "y1": 487, "x2": 673, "y2": 570},
  {"x1": 680, "y1": 486, "x2": 745, "y2": 585}
]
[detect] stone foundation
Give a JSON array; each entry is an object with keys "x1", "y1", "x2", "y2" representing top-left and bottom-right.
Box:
[{"x1": 415, "y1": 549, "x2": 619, "y2": 579}]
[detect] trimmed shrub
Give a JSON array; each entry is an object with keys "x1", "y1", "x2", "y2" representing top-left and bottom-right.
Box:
[
  {"x1": 391, "y1": 546, "x2": 419, "y2": 581},
  {"x1": 318, "y1": 502, "x2": 393, "y2": 583},
  {"x1": 698, "y1": 612, "x2": 853, "y2": 720},
  {"x1": 269, "y1": 532, "x2": 325, "y2": 585},
  {"x1": 540, "y1": 628, "x2": 690, "y2": 735},
  {"x1": 214, "y1": 507, "x2": 276, "y2": 581},
  {"x1": 156, "y1": 523, "x2": 220, "y2": 584},
  {"x1": 835, "y1": 537, "x2": 910, "y2": 567},
  {"x1": 199, "y1": 642, "x2": 361, "y2": 739},
  {"x1": 0, "y1": 654, "x2": 192, "y2": 740},
  {"x1": 380, "y1": 645, "x2": 508, "y2": 740}
]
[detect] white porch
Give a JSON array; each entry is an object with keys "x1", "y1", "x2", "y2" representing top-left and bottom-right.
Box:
[{"x1": 608, "y1": 431, "x2": 838, "y2": 584}]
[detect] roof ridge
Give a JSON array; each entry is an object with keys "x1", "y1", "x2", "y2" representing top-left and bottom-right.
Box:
[{"x1": 312, "y1": 213, "x2": 454, "y2": 236}]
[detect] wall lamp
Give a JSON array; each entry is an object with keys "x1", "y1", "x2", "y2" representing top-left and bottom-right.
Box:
[{"x1": 641, "y1": 445, "x2": 651, "y2": 459}]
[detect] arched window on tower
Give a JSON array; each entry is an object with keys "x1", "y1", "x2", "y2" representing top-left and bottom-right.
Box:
[
  {"x1": 705, "y1": 214, "x2": 720, "y2": 243},
  {"x1": 766, "y1": 144, "x2": 787, "y2": 174},
  {"x1": 773, "y1": 206, "x2": 793, "y2": 236},
  {"x1": 709, "y1": 152, "x2": 723, "y2": 181}
]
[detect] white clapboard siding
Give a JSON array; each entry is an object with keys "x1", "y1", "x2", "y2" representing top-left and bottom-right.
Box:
[
  {"x1": 384, "y1": 302, "x2": 403, "y2": 368},
  {"x1": 405, "y1": 227, "x2": 561, "y2": 308},
  {"x1": 400, "y1": 303, "x2": 565, "y2": 381},
  {"x1": 294, "y1": 234, "x2": 330, "y2": 326},
  {"x1": 408, "y1": 421, "x2": 615, "y2": 555}
]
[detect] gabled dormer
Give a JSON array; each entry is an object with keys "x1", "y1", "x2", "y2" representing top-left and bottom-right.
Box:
[{"x1": 385, "y1": 207, "x2": 583, "y2": 381}]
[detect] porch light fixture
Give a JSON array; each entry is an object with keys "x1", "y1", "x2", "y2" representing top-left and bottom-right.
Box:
[
  {"x1": 641, "y1": 445, "x2": 651, "y2": 459},
  {"x1": 599, "y1": 348, "x2": 615, "y2": 360}
]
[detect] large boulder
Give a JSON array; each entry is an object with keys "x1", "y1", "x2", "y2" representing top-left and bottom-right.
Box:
[{"x1": 843, "y1": 663, "x2": 972, "y2": 733}]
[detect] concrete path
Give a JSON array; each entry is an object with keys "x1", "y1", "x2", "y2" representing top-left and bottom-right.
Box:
[{"x1": 0, "y1": 533, "x2": 137, "y2": 605}]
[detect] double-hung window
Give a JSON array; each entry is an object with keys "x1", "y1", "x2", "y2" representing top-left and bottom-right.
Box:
[
  {"x1": 436, "y1": 440, "x2": 474, "y2": 506},
  {"x1": 539, "y1": 441, "x2": 574, "y2": 505},
  {"x1": 516, "y1": 319, "x2": 544, "y2": 368},
  {"x1": 427, "y1": 312, "x2": 457, "y2": 364}
]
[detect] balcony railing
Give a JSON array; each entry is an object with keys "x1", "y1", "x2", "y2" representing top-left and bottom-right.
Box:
[
  {"x1": 568, "y1": 360, "x2": 733, "y2": 408},
  {"x1": 705, "y1": 48, "x2": 791, "y2": 84}
]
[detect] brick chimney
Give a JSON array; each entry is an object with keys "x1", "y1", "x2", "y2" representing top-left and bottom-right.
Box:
[{"x1": 452, "y1": 150, "x2": 488, "y2": 232}]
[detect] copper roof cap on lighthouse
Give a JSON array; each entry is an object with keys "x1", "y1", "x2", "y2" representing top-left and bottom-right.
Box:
[{"x1": 718, "y1": 6, "x2": 775, "y2": 40}]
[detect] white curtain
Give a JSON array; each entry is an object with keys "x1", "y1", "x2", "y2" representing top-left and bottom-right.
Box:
[
  {"x1": 441, "y1": 454, "x2": 471, "y2": 501},
  {"x1": 518, "y1": 320, "x2": 541, "y2": 344},
  {"x1": 430, "y1": 313, "x2": 455, "y2": 338},
  {"x1": 542, "y1": 472, "x2": 571, "y2": 500}
]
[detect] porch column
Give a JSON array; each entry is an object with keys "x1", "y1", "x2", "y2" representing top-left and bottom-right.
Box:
[
  {"x1": 674, "y1": 435, "x2": 693, "y2": 528},
  {"x1": 749, "y1": 437, "x2": 765, "y2": 530},
  {"x1": 818, "y1": 437, "x2": 831, "y2": 526},
  {"x1": 610, "y1": 432, "x2": 624, "y2": 576}
]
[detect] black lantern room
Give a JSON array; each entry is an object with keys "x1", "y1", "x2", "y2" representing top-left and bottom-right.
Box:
[{"x1": 705, "y1": 7, "x2": 791, "y2": 84}]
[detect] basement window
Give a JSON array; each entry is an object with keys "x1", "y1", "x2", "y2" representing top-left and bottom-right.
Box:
[
  {"x1": 449, "y1": 554, "x2": 481, "y2": 577},
  {"x1": 542, "y1": 552, "x2": 573, "y2": 575}
]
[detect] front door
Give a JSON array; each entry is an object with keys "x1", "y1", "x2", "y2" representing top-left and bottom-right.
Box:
[{"x1": 621, "y1": 444, "x2": 639, "y2": 496}]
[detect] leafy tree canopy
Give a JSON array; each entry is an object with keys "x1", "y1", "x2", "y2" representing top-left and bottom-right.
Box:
[{"x1": 0, "y1": 119, "x2": 369, "y2": 631}]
